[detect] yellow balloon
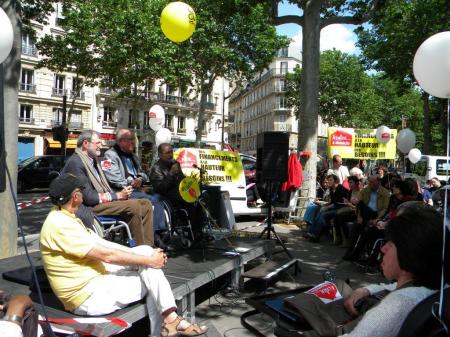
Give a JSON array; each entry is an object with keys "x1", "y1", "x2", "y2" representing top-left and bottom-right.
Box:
[
  {"x1": 179, "y1": 176, "x2": 200, "y2": 203},
  {"x1": 160, "y1": 2, "x2": 196, "y2": 43}
]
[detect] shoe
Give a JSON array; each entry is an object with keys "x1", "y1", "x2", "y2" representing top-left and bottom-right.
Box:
[
  {"x1": 256, "y1": 198, "x2": 264, "y2": 205},
  {"x1": 154, "y1": 234, "x2": 167, "y2": 250},
  {"x1": 161, "y1": 316, "x2": 208, "y2": 337},
  {"x1": 308, "y1": 233, "x2": 320, "y2": 243}
]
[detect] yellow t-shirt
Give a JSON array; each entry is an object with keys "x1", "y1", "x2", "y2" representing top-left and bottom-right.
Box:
[{"x1": 40, "y1": 208, "x2": 106, "y2": 311}]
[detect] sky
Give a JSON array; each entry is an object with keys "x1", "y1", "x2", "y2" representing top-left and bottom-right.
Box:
[{"x1": 276, "y1": 2, "x2": 360, "y2": 55}]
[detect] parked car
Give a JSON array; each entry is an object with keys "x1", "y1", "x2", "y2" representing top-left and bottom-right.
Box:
[{"x1": 17, "y1": 155, "x2": 67, "y2": 193}]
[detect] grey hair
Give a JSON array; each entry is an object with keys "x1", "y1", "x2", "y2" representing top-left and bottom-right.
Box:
[
  {"x1": 77, "y1": 130, "x2": 100, "y2": 147},
  {"x1": 116, "y1": 128, "x2": 133, "y2": 142}
]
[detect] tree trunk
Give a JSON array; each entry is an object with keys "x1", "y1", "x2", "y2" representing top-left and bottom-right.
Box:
[
  {"x1": 298, "y1": 1, "x2": 321, "y2": 199},
  {"x1": 0, "y1": 1, "x2": 20, "y2": 258},
  {"x1": 421, "y1": 92, "x2": 431, "y2": 154},
  {"x1": 195, "y1": 81, "x2": 209, "y2": 147}
]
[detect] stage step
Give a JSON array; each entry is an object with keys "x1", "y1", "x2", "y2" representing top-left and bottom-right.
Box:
[{"x1": 242, "y1": 258, "x2": 300, "y2": 280}]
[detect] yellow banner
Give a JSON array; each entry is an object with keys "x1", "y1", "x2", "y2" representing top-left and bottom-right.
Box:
[
  {"x1": 328, "y1": 128, "x2": 397, "y2": 159},
  {"x1": 174, "y1": 148, "x2": 244, "y2": 185}
]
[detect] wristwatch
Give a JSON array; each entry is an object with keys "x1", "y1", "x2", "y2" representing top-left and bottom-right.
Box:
[{"x1": 2, "y1": 314, "x2": 23, "y2": 326}]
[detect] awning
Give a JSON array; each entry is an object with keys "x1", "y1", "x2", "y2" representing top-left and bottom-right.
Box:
[{"x1": 46, "y1": 139, "x2": 78, "y2": 149}]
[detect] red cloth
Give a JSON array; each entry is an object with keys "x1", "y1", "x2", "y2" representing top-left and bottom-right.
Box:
[{"x1": 282, "y1": 153, "x2": 303, "y2": 192}]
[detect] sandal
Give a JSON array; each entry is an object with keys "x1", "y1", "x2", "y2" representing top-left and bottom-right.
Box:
[{"x1": 161, "y1": 316, "x2": 208, "y2": 337}]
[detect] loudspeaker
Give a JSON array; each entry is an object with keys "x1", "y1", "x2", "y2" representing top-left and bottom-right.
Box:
[{"x1": 256, "y1": 132, "x2": 289, "y2": 182}]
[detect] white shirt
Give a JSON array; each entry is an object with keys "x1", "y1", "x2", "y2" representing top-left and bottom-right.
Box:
[
  {"x1": 0, "y1": 321, "x2": 23, "y2": 337},
  {"x1": 327, "y1": 165, "x2": 350, "y2": 184}
]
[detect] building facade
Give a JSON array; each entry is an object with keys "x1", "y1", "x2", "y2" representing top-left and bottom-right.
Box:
[
  {"x1": 18, "y1": 4, "x2": 229, "y2": 164},
  {"x1": 228, "y1": 43, "x2": 328, "y2": 156}
]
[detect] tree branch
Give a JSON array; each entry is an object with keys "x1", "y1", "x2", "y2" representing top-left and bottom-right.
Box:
[
  {"x1": 273, "y1": 15, "x2": 304, "y2": 27},
  {"x1": 320, "y1": 0, "x2": 383, "y2": 29}
]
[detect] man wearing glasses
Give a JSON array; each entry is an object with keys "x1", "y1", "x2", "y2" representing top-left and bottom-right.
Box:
[
  {"x1": 61, "y1": 130, "x2": 154, "y2": 246},
  {"x1": 103, "y1": 128, "x2": 167, "y2": 248}
]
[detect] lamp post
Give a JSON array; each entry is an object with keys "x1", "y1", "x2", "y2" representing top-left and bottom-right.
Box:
[{"x1": 0, "y1": 7, "x2": 14, "y2": 193}]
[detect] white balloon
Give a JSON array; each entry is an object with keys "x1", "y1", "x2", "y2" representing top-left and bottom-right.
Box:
[
  {"x1": 413, "y1": 31, "x2": 450, "y2": 99},
  {"x1": 0, "y1": 8, "x2": 14, "y2": 64},
  {"x1": 375, "y1": 125, "x2": 391, "y2": 144},
  {"x1": 408, "y1": 148, "x2": 422, "y2": 164},
  {"x1": 148, "y1": 105, "x2": 165, "y2": 132},
  {"x1": 155, "y1": 128, "x2": 172, "y2": 146},
  {"x1": 396, "y1": 128, "x2": 416, "y2": 154}
]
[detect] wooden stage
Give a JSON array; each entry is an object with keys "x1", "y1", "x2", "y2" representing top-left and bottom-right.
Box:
[{"x1": 0, "y1": 237, "x2": 274, "y2": 336}]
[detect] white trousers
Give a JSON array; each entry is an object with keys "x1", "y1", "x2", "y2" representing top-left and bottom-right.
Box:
[{"x1": 74, "y1": 246, "x2": 176, "y2": 337}]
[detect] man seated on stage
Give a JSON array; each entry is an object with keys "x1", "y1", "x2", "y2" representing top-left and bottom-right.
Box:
[
  {"x1": 40, "y1": 173, "x2": 208, "y2": 337},
  {"x1": 150, "y1": 143, "x2": 204, "y2": 239},
  {"x1": 103, "y1": 128, "x2": 167, "y2": 247},
  {"x1": 61, "y1": 130, "x2": 154, "y2": 246}
]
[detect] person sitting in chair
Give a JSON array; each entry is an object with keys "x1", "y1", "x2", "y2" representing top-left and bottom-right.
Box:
[
  {"x1": 103, "y1": 128, "x2": 167, "y2": 247},
  {"x1": 40, "y1": 173, "x2": 208, "y2": 337},
  {"x1": 342, "y1": 201, "x2": 448, "y2": 337},
  {"x1": 150, "y1": 143, "x2": 205, "y2": 240}
]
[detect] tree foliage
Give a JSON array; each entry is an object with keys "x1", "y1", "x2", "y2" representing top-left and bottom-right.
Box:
[
  {"x1": 355, "y1": 0, "x2": 450, "y2": 154},
  {"x1": 35, "y1": 0, "x2": 286, "y2": 142},
  {"x1": 285, "y1": 49, "x2": 423, "y2": 132}
]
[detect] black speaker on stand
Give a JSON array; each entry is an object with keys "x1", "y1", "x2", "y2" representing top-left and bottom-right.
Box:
[{"x1": 256, "y1": 132, "x2": 293, "y2": 259}]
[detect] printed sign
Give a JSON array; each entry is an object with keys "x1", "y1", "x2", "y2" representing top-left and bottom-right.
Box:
[
  {"x1": 179, "y1": 176, "x2": 200, "y2": 203},
  {"x1": 305, "y1": 281, "x2": 343, "y2": 304},
  {"x1": 174, "y1": 148, "x2": 244, "y2": 185},
  {"x1": 328, "y1": 127, "x2": 397, "y2": 159}
]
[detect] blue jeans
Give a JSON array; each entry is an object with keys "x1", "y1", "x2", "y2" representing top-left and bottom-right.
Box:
[
  {"x1": 309, "y1": 204, "x2": 343, "y2": 237},
  {"x1": 131, "y1": 191, "x2": 166, "y2": 232}
]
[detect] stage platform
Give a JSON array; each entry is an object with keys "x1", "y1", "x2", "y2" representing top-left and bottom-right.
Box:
[{"x1": 0, "y1": 237, "x2": 274, "y2": 336}]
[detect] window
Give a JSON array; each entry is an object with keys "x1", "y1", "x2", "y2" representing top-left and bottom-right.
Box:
[
  {"x1": 128, "y1": 109, "x2": 138, "y2": 127},
  {"x1": 278, "y1": 78, "x2": 286, "y2": 92},
  {"x1": 53, "y1": 75, "x2": 65, "y2": 96},
  {"x1": 278, "y1": 47, "x2": 289, "y2": 58},
  {"x1": 103, "y1": 106, "x2": 115, "y2": 127},
  {"x1": 20, "y1": 68, "x2": 34, "y2": 92},
  {"x1": 177, "y1": 116, "x2": 185, "y2": 131},
  {"x1": 143, "y1": 110, "x2": 150, "y2": 128},
  {"x1": 280, "y1": 61, "x2": 288, "y2": 75},
  {"x1": 53, "y1": 108, "x2": 63, "y2": 124},
  {"x1": 165, "y1": 114, "x2": 174, "y2": 130},
  {"x1": 21, "y1": 34, "x2": 36, "y2": 56},
  {"x1": 55, "y1": 3, "x2": 65, "y2": 26},
  {"x1": 70, "y1": 110, "x2": 82, "y2": 128},
  {"x1": 71, "y1": 78, "x2": 83, "y2": 98},
  {"x1": 19, "y1": 105, "x2": 33, "y2": 123}
]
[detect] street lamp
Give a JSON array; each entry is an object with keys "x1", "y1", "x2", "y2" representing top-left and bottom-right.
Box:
[{"x1": 0, "y1": 7, "x2": 14, "y2": 193}]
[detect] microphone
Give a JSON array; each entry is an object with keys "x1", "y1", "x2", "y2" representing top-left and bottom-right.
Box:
[{"x1": 192, "y1": 164, "x2": 198, "y2": 169}]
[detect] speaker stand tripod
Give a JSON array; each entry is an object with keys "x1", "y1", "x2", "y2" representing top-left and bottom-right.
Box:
[{"x1": 259, "y1": 181, "x2": 293, "y2": 259}]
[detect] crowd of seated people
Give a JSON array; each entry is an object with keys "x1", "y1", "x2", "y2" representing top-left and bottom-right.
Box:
[{"x1": 302, "y1": 159, "x2": 449, "y2": 276}]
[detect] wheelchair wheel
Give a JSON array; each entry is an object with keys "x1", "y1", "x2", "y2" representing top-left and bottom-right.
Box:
[{"x1": 180, "y1": 237, "x2": 191, "y2": 249}]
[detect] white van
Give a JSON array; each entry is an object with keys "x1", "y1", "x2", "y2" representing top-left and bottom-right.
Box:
[{"x1": 410, "y1": 155, "x2": 450, "y2": 183}]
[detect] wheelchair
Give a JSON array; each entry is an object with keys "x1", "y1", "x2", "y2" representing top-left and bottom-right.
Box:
[{"x1": 92, "y1": 215, "x2": 137, "y2": 247}]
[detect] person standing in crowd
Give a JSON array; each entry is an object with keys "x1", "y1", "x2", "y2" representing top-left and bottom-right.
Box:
[
  {"x1": 62, "y1": 130, "x2": 154, "y2": 246},
  {"x1": 327, "y1": 154, "x2": 350, "y2": 187},
  {"x1": 103, "y1": 129, "x2": 167, "y2": 247},
  {"x1": 41, "y1": 174, "x2": 207, "y2": 337}
]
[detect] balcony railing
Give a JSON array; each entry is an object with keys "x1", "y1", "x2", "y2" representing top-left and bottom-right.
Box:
[
  {"x1": 177, "y1": 128, "x2": 186, "y2": 134},
  {"x1": 99, "y1": 87, "x2": 115, "y2": 95},
  {"x1": 52, "y1": 88, "x2": 66, "y2": 96},
  {"x1": 19, "y1": 83, "x2": 36, "y2": 93},
  {"x1": 274, "y1": 122, "x2": 292, "y2": 132},
  {"x1": 102, "y1": 120, "x2": 117, "y2": 128},
  {"x1": 21, "y1": 44, "x2": 37, "y2": 56},
  {"x1": 19, "y1": 117, "x2": 35, "y2": 124},
  {"x1": 69, "y1": 90, "x2": 85, "y2": 101},
  {"x1": 51, "y1": 120, "x2": 84, "y2": 129}
]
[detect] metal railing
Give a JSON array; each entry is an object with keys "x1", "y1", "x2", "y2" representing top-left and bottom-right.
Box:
[
  {"x1": 19, "y1": 83, "x2": 36, "y2": 93},
  {"x1": 21, "y1": 44, "x2": 37, "y2": 56},
  {"x1": 19, "y1": 117, "x2": 35, "y2": 124},
  {"x1": 69, "y1": 90, "x2": 85, "y2": 101},
  {"x1": 52, "y1": 87, "x2": 66, "y2": 96},
  {"x1": 102, "y1": 120, "x2": 117, "y2": 128}
]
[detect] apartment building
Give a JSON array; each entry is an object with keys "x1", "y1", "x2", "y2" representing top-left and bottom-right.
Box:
[
  {"x1": 17, "y1": 4, "x2": 229, "y2": 162},
  {"x1": 228, "y1": 43, "x2": 328, "y2": 156}
]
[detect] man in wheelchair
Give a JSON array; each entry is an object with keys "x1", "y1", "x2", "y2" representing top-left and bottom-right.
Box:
[{"x1": 150, "y1": 143, "x2": 207, "y2": 242}]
